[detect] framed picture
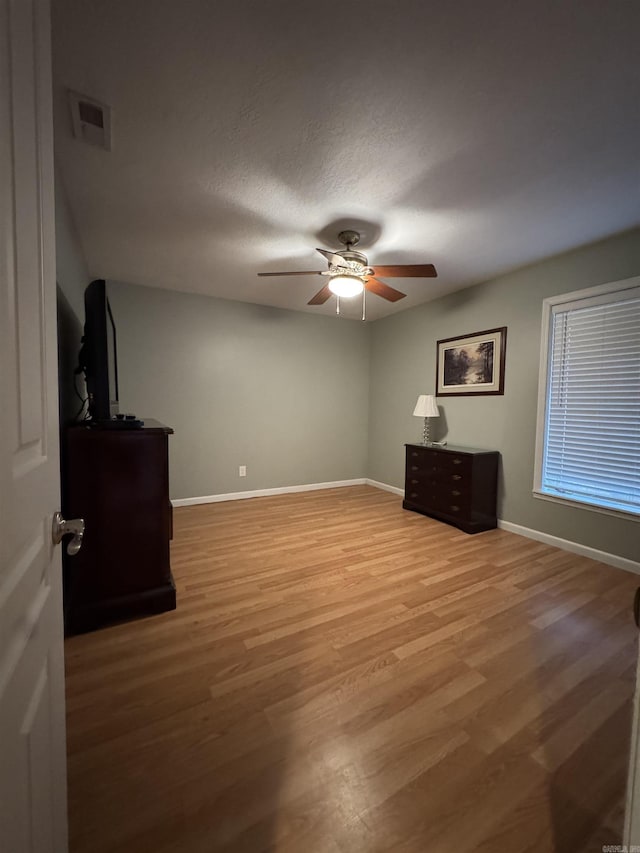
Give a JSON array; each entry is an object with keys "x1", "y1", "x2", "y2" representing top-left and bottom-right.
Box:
[{"x1": 436, "y1": 327, "x2": 507, "y2": 396}]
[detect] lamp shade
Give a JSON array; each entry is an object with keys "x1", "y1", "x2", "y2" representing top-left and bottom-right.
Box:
[{"x1": 413, "y1": 394, "x2": 439, "y2": 418}]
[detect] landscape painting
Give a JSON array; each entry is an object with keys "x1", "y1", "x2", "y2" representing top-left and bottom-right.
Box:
[
  {"x1": 444, "y1": 339, "x2": 494, "y2": 386},
  {"x1": 436, "y1": 327, "x2": 507, "y2": 396}
]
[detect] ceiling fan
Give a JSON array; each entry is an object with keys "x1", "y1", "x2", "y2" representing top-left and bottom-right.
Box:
[{"x1": 258, "y1": 230, "x2": 437, "y2": 306}]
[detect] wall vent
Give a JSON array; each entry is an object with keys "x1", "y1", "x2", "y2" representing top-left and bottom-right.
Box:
[{"x1": 68, "y1": 91, "x2": 112, "y2": 151}]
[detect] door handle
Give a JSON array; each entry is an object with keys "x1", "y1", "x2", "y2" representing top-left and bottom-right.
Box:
[{"x1": 52, "y1": 512, "x2": 85, "y2": 556}]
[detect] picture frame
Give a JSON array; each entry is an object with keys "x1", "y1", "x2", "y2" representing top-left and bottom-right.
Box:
[{"x1": 436, "y1": 327, "x2": 507, "y2": 396}]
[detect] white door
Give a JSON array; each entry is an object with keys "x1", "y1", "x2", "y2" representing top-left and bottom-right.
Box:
[{"x1": 0, "y1": 0, "x2": 69, "y2": 850}]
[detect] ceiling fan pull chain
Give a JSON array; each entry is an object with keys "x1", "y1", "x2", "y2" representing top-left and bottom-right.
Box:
[
  {"x1": 362, "y1": 286, "x2": 366, "y2": 321},
  {"x1": 336, "y1": 294, "x2": 340, "y2": 315}
]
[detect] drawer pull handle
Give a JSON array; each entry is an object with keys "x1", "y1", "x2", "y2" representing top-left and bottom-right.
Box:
[
  {"x1": 453, "y1": 458, "x2": 462, "y2": 465},
  {"x1": 411, "y1": 465, "x2": 419, "y2": 471},
  {"x1": 452, "y1": 490, "x2": 461, "y2": 496},
  {"x1": 410, "y1": 492, "x2": 418, "y2": 499},
  {"x1": 411, "y1": 452, "x2": 418, "y2": 457},
  {"x1": 411, "y1": 479, "x2": 419, "y2": 485},
  {"x1": 450, "y1": 505, "x2": 460, "y2": 512},
  {"x1": 452, "y1": 474, "x2": 462, "y2": 481}
]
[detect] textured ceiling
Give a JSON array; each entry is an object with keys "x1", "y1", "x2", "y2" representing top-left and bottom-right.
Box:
[{"x1": 52, "y1": 0, "x2": 640, "y2": 321}]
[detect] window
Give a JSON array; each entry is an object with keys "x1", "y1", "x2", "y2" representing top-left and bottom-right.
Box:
[{"x1": 534, "y1": 276, "x2": 640, "y2": 518}]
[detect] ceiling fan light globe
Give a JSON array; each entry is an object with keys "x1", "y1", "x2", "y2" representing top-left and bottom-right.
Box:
[{"x1": 328, "y1": 275, "x2": 364, "y2": 298}]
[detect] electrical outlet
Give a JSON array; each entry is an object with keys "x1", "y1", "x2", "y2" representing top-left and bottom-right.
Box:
[{"x1": 239, "y1": 465, "x2": 246, "y2": 477}]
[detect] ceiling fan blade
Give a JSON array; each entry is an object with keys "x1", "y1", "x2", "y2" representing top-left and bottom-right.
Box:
[
  {"x1": 307, "y1": 284, "x2": 333, "y2": 305},
  {"x1": 370, "y1": 264, "x2": 437, "y2": 278},
  {"x1": 365, "y1": 277, "x2": 406, "y2": 302},
  {"x1": 316, "y1": 248, "x2": 346, "y2": 267},
  {"x1": 258, "y1": 270, "x2": 324, "y2": 277}
]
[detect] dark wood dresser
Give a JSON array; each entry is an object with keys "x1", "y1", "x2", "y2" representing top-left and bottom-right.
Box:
[
  {"x1": 62, "y1": 420, "x2": 176, "y2": 634},
  {"x1": 403, "y1": 443, "x2": 499, "y2": 534}
]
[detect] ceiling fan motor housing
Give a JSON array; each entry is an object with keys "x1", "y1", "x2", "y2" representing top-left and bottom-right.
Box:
[
  {"x1": 337, "y1": 229, "x2": 361, "y2": 248},
  {"x1": 335, "y1": 230, "x2": 369, "y2": 273},
  {"x1": 336, "y1": 249, "x2": 369, "y2": 270}
]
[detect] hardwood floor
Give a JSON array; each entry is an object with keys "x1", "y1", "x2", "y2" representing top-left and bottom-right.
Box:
[{"x1": 64, "y1": 485, "x2": 639, "y2": 852}]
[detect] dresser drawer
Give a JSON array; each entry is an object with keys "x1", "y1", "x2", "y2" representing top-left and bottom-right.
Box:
[
  {"x1": 404, "y1": 474, "x2": 472, "y2": 513},
  {"x1": 438, "y1": 453, "x2": 472, "y2": 473},
  {"x1": 406, "y1": 460, "x2": 428, "y2": 477},
  {"x1": 405, "y1": 464, "x2": 443, "y2": 487},
  {"x1": 404, "y1": 483, "x2": 437, "y2": 507},
  {"x1": 436, "y1": 467, "x2": 472, "y2": 488},
  {"x1": 433, "y1": 489, "x2": 472, "y2": 517},
  {"x1": 406, "y1": 447, "x2": 471, "y2": 474},
  {"x1": 406, "y1": 447, "x2": 439, "y2": 472},
  {"x1": 405, "y1": 471, "x2": 470, "y2": 494},
  {"x1": 406, "y1": 446, "x2": 436, "y2": 462},
  {"x1": 436, "y1": 480, "x2": 472, "y2": 503}
]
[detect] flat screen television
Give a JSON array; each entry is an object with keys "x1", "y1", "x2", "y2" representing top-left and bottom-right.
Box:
[{"x1": 77, "y1": 279, "x2": 119, "y2": 422}]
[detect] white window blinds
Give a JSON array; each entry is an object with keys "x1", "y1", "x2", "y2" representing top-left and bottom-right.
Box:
[{"x1": 541, "y1": 286, "x2": 640, "y2": 516}]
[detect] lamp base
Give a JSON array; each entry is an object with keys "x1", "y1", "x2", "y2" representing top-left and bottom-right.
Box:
[{"x1": 422, "y1": 417, "x2": 431, "y2": 445}]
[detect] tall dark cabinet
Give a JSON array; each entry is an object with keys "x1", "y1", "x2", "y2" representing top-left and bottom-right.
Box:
[{"x1": 63, "y1": 420, "x2": 176, "y2": 634}]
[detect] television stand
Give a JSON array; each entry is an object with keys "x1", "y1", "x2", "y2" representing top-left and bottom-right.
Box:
[{"x1": 62, "y1": 419, "x2": 176, "y2": 634}]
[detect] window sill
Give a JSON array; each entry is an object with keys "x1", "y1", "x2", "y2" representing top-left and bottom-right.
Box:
[{"x1": 532, "y1": 489, "x2": 640, "y2": 523}]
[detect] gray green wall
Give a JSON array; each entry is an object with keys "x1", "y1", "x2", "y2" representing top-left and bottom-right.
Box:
[
  {"x1": 107, "y1": 283, "x2": 370, "y2": 500},
  {"x1": 368, "y1": 227, "x2": 640, "y2": 563}
]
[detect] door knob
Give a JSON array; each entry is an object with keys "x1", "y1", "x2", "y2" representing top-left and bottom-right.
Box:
[{"x1": 52, "y1": 512, "x2": 85, "y2": 556}]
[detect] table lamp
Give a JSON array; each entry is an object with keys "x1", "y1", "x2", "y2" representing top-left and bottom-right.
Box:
[{"x1": 413, "y1": 395, "x2": 439, "y2": 445}]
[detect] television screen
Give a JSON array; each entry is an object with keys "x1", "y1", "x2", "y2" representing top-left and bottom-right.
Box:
[
  {"x1": 106, "y1": 299, "x2": 119, "y2": 415},
  {"x1": 80, "y1": 280, "x2": 119, "y2": 422}
]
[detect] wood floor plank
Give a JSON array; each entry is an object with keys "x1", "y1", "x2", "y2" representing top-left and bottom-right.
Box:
[{"x1": 64, "y1": 486, "x2": 638, "y2": 852}]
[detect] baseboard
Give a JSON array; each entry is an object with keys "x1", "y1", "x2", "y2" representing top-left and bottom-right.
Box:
[
  {"x1": 361, "y1": 483, "x2": 638, "y2": 573},
  {"x1": 497, "y1": 519, "x2": 640, "y2": 575},
  {"x1": 171, "y1": 478, "x2": 368, "y2": 507},
  {"x1": 173, "y1": 480, "x2": 638, "y2": 575},
  {"x1": 365, "y1": 478, "x2": 404, "y2": 497}
]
